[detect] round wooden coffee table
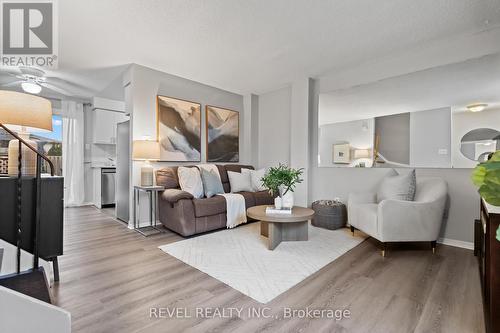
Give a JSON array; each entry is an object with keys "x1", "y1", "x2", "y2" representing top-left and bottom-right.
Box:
[{"x1": 246, "y1": 205, "x2": 315, "y2": 250}]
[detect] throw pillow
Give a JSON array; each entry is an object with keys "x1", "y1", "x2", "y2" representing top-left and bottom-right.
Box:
[
  {"x1": 178, "y1": 166, "x2": 204, "y2": 199},
  {"x1": 242, "y1": 168, "x2": 267, "y2": 192},
  {"x1": 199, "y1": 167, "x2": 225, "y2": 198},
  {"x1": 227, "y1": 170, "x2": 254, "y2": 193},
  {"x1": 197, "y1": 164, "x2": 221, "y2": 180},
  {"x1": 377, "y1": 169, "x2": 416, "y2": 202}
]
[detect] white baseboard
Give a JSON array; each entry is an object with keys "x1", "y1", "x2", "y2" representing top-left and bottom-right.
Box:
[
  {"x1": 65, "y1": 202, "x2": 94, "y2": 208},
  {"x1": 437, "y1": 238, "x2": 474, "y2": 250}
]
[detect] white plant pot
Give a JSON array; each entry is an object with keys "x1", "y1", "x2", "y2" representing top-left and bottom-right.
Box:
[
  {"x1": 274, "y1": 197, "x2": 282, "y2": 209},
  {"x1": 278, "y1": 186, "x2": 294, "y2": 208},
  {"x1": 282, "y1": 191, "x2": 294, "y2": 208}
]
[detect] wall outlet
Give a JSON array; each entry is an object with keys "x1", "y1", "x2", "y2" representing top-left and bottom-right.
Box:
[{"x1": 438, "y1": 148, "x2": 448, "y2": 155}]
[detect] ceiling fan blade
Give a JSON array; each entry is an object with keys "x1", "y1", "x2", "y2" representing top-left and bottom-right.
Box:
[
  {"x1": 0, "y1": 67, "x2": 22, "y2": 76},
  {"x1": 0, "y1": 72, "x2": 24, "y2": 81},
  {"x1": 44, "y1": 76, "x2": 91, "y2": 93},
  {"x1": 18, "y1": 66, "x2": 45, "y2": 77},
  {"x1": 40, "y1": 82, "x2": 75, "y2": 96},
  {"x1": 1, "y1": 80, "x2": 23, "y2": 87},
  {"x1": 6, "y1": 72, "x2": 22, "y2": 79}
]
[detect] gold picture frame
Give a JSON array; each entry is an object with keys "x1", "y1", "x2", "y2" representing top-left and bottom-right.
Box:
[
  {"x1": 156, "y1": 95, "x2": 201, "y2": 162},
  {"x1": 205, "y1": 105, "x2": 239, "y2": 162}
]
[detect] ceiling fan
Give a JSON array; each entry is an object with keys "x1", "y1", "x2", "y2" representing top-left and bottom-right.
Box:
[{"x1": 1, "y1": 66, "x2": 85, "y2": 96}]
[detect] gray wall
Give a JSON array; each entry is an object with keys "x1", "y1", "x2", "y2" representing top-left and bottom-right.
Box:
[
  {"x1": 254, "y1": 80, "x2": 311, "y2": 206},
  {"x1": 310, "y1": 166, "x2": 478, "y2": 243},
  {"x1": 375, "y1": 113, "x2": 410, "y2": 164},
  {"x1": 128, "y1": 64, "x2": 245, "y2": 226},
  {"x1": 257, "y1": 86, "x2": 291, "y2": 168},
  {"x1": 410, "y1": 107, "x2": 451, "y2": 168},
  {"x1": 130, "y1": 64, "x2": 245, "y2": 166}
]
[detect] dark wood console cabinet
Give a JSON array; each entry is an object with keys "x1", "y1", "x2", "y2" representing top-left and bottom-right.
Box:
[{"x1": 476, "y1": 199, "x2": 500, "y2": 333}]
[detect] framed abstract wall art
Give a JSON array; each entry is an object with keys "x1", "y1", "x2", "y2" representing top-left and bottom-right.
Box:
[
  {"x1": 206, "y1": 105, "x2": 239, "y2": 162},
  {"x1": 157, "y1": 95, "x2": 201, "y2": 162}
]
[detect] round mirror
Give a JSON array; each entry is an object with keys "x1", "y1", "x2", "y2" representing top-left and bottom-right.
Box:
[{"x1": 460, "y1": 128, "x2": 500, "y2": 162}]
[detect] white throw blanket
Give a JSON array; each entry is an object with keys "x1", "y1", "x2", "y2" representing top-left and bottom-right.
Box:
[
  {"x1": 199, "y1": 164, "x2": 247, "y2": 228},
  {"x1": 217, "y1": 193, "x2": 247, "y2": 228}
]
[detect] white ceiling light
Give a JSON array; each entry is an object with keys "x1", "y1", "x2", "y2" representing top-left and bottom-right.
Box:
[
  {"x1": 21, "y1": 81, "x2": 42, "y2": 94},
  {"x1": 467, "y1": 103, "x2": 488, "y2": 112}
]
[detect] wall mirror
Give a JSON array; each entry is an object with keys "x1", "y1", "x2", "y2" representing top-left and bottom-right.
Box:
[
  {"x1": 318, "y1": 53, "x2": 500, "y2": 168},
  {"x1": 460, "y1": 128, "x2": 500, "y2": 162}
]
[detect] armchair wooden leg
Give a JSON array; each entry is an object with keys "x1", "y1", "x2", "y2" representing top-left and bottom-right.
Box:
[
  {"x1": 350, "y1": 226, "x2": 355, "y2": 235},
  {"x1": 431, "y1": 241, "x2": 437, "y2": 254},
  {"x1": 381, "y1": 243, "x2": 386, "y2": 257}
]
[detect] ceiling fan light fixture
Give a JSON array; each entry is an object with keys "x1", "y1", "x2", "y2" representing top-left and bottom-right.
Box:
[
  {"x1": 21, "y1": 81, "x2": 42, "y2": 94},
  {"x1": 467, "y1": 103, "x2": 488, "y2": 112}
]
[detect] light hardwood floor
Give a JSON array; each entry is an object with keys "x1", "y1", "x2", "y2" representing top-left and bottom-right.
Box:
[{"x1": 53, "y1": 206, "x2": 485, "y2": 333}]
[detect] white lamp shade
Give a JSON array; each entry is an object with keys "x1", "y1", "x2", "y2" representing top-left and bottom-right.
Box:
[
  {"x1": 133, "y1": 140, "x2": 160, "y2": 161},
  {"x1": 21, "y1": 81, "x2": 42, "y2": 94},
  {"x1": 354, "y1": 149, "x2": 371, "y2": 159},
  {"x1": 0, "y1": 90, "x2": 52, "y2": 132}
]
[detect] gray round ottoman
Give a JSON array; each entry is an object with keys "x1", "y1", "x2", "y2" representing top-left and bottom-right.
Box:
[{"x1": 311, "y1": 200, "x2": 347, "y2": 230}]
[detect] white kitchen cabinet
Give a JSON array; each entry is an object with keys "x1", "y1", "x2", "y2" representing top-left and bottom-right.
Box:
[
  {"x1": 93, "y1": 109, "x2": 129, "y2": 144},
  {"x1": 93, "y1": 109, "x2": 117, "y2": 144},
  {"x1": 91, "y1": 97, "x2": 127, "y2": 145},
  {"x1": 93, "y1": 168, "x2": 102, "y2": 208},
  {"x1": 115, "y1": 111, "x2": 129, "y2": 125},
  {"x1": 92, "y1": 97, "x2": 125, "y2": 113}
]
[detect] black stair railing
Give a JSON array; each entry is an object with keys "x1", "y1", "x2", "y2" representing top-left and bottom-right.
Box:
[{"x1": 0, "y1": 123, "x2": 54, "y2": 273}]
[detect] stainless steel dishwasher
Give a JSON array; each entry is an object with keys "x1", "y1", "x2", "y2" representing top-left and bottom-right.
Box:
[{"x1": 101, "y1": 168, "x2": 116, "y2": 206}]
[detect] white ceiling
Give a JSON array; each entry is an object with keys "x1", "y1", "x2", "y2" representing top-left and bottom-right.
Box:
[
  {"x1": 2, "y1": 0, "x2": 500, "y2": 96},
  {"x1": 58, "y1": 0, "x2": 500, "y2": 94},
  {"x1": 319, "y1": 53, "x2": 500, "y2": 125},
  {"x1": 0, "y1": 65, "x2": 128, "y2": 101}
]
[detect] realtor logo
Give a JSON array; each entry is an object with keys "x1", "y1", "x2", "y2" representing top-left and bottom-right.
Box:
[{"x1": 1, "y1": 0, "x2": 58, "y2": 68}]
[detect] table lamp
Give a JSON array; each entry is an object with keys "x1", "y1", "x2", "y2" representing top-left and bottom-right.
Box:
[
  {"x1": 353, "y1": 148, "x2": 372, "y2": 167},
  {"x1": 353, "y1": 148, "x2": 371, "y2": 159},
  {"x1": 133, "y1": 139, "x2": 160, "y2": 186},
  {"x1": 0, "y1": 91, "x2": 52, "y2": 176},
  {"x1": 0, "y1": 90, "x2": 54, "y2": 277}
]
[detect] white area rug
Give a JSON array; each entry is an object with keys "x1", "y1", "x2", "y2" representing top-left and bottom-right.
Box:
[{"x1": 159, "y1": 222, "x2": 366, "y2": 304}]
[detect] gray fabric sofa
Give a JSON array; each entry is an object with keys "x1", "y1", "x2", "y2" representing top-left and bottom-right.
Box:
[{"x1": 156, "y1": 164, "x2": 274, "y2": 236}]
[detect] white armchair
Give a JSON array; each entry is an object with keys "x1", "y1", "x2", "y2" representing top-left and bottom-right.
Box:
[{"x1": 348, "y1": 177, "x2": 447, "y2": 256}]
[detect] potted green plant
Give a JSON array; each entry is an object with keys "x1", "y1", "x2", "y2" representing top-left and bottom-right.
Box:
[
  {"x1": 472, "y1": 150, "x2": 500, "y2": 241},
  {"x1": 261, "y1": 163, "x2": 304, "y2": 209}
]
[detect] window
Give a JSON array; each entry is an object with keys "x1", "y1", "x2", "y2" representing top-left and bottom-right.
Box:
[{"x1": 0, "y1": 115, "x2": 63, "y2": 176}]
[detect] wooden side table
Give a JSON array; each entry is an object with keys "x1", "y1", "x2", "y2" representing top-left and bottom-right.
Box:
[{"x1": 133, "y1": 185, "x2": 165, "y2": 236}]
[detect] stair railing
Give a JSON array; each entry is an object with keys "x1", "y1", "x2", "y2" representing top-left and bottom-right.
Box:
[{"x1": 0, "y1": 123, "x2": 54, "y2": 273}]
